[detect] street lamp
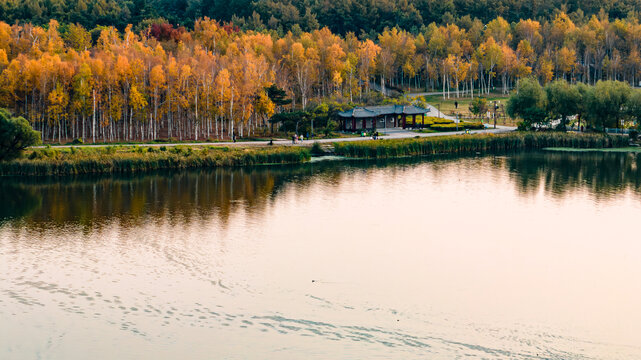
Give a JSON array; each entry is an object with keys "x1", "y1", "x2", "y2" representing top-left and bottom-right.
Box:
[{"x1": 493, "y1": 100, "x2": 500, "y2": 129}]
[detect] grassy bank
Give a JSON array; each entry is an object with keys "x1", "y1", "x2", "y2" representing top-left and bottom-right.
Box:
[
  {"x1": 419, "y1": 93, "x2": 514, "y2": 125},
  {"x1": 334, "y1": 132, "x2": 629, "y2": 158},
  {"x1": 0, "y1": 145, "x2": 311, "y2": 176}
]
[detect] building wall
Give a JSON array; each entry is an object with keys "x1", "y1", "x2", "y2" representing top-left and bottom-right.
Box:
[
  {"x1": 377, "y1": 116, "x2": 396, "y2": 128},
  {"x1": 342, "y1": 115, "x2": 404, "y2": 131}
]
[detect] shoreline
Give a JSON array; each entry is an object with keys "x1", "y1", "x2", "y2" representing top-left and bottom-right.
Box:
[
  {"x1": 1, "y1": 132, "x2": 630, "y2": 177},
  {"x1": 0, "y1": 146, "x2": 312, "y2": 177},
  {"x1": 543, "y1": 147, "x2": 641, "y2": 153},
  {"x1": 333, "y1": 132, "x2": 629, "y2": 159}
]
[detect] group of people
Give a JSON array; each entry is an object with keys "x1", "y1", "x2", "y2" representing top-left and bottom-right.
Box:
[{"x1": 291, "y1": 134, "x2": 305, "y2": 144}]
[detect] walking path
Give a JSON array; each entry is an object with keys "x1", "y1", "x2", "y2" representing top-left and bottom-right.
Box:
[
  {"x1": 407, "y1": 90, "x2": 473, "y2": 98},
  {"x1": 424, "y1": 104, "x2": 456, "y2": 121},
  {"x1": 35, "y1": 125, "x2": 516, "y2": 149}
]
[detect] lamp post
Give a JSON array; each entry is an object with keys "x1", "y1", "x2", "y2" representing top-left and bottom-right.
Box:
[{"x1": 493, "y1": 100, "x2": 499, "y2": 129}]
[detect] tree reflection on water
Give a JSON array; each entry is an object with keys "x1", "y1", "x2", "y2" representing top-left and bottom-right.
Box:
[
  {"x1": 505, "y1": 151, "x2": 641, "y2": 199},
  {"x1": 2, "y1": 151, "x2": 640, "y2": 228}
]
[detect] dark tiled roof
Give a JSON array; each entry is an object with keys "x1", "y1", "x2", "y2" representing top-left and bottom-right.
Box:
[
  {"x1": 337, "y1": 107, "x2": 379, "y2": 118},
  {"x1": 403, "y1": 105, "x2": 431, "y2": 115},
  {"x1": 338, "y1": 105, "x2": 430, "y2": 118}
]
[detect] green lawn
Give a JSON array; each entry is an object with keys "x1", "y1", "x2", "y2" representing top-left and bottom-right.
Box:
[{"x1": 417, "y1": 93, "x2": 514, "y2": 125}]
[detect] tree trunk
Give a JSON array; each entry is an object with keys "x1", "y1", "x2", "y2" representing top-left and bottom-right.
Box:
[{"x1": 92, "y1": 89, "x2": 96, "y2": 144}]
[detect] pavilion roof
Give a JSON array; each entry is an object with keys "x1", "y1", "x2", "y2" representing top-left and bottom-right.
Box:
[{"x1": 338, "y1": 104, "x2": 430, "y2": 118}]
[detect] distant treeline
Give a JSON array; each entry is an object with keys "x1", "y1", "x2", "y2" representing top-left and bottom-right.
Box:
[{"x1": 2, "y1": 0, "x2": 641, "y2": 35}]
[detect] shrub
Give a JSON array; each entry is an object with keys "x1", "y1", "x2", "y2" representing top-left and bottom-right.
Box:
[
  {"x1": 310, "y1": 142, "x2": 325, "y2": 156},
  {"x1": 461, "y1": 122, "x2": 484, "y2": 130},
  {"x1": 406, "y1": 116, "x2": 453, "y2": 126},
  {"x1": 430, "y1": 123, "x2": 465, "y2": 131},
  {"x1": 629, "y1": 129, "x2": 639, "y2": 140},
  {"x1": 42, "y1": 148, "x2": 60, "y2": 159},
  {"x1": 0, "y1": 108, "x2": 41, "y2": 161},
  {"x1": 469, "y1": 98, "x2": 489, "y2": 117},
  {"x1": 431, "y1": 118, "x2": 455, "y2": 125},
  {"x1": 71, "y1": 138, "x2": 84, "y2": 145},
  {"x1": 28, "y1": 150, "x2": 44, "y2": 160},
  {"x1": 428, "y1": 121, "x2": 485, "y2": 131}
]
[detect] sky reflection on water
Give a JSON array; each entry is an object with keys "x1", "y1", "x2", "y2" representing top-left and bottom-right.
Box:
[{"x1": 1, "y1": 152, "x2": 641, "y2": 360}]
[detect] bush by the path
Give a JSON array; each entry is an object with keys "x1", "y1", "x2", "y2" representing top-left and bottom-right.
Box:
[
  {"x1": 404, "y1": 116, "x2": 483, "y2": 131},
  {"x1": 0, "y1": 109, "x2": 41, "y2": 162},
  {"x1": 430, "y1": 122, "x2": 485, "y2": 131}
]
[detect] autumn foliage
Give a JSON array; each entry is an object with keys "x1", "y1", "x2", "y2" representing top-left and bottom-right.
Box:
[{"x1": 1, "y1": 13, "x2": 641, "y2": 143}]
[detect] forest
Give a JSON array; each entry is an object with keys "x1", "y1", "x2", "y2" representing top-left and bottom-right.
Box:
[
  {"x1": 3, "y1": 10, "x2": 641, "y2": 142},
  {"x1": 3, "y1": 0, "x2": 641, "y2": 35}
]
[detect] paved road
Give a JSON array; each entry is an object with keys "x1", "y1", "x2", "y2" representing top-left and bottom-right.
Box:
[
  {"x1": 424, "y1": 104, "x2": 456, "y2": 120},
  {"x1": 406, "y1": 89, "x2": 513, "y2": 99},
  {"x1": 407, "y1": 90, "x2": 474, "y2": 98},
  {"x1": 35, "y1": 125, "x2": 516, "y2": 149}
]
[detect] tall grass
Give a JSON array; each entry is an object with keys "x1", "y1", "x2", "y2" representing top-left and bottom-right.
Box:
[
  {"x1": 0, "y1": 146, "x2": 311, "y2": 176},
  {"x1": 334, "y1": 132, "x2": 629, "y2": 158}
]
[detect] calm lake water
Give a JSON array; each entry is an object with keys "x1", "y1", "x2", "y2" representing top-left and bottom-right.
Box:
[{"x1": 2, "y1": 152, "x2": 641, "y2": 359}]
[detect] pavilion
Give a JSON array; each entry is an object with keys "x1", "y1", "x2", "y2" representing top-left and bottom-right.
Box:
[{"x1": 337, "y1": 104, "x2": 431, "y2": 131}]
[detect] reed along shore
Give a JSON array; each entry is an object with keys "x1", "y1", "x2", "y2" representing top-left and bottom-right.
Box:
[
  {"x1": 1, "y1": 132, "x2": 630, "y2": 177},
  {"x1": 0, "y1": 145, "x2": 311, "y2": 176},
  {"x1": 333, "y1": 133, "x2": 629, "y2": 159}
]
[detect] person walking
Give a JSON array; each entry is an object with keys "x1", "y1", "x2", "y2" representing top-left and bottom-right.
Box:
[{"x1": 292, "y1": 134, "x2": 296, "y2": 144}]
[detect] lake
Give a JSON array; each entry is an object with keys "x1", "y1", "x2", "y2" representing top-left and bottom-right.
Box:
[{"x1": 1, "y1": 152, "x2": 641, "y2": 359}]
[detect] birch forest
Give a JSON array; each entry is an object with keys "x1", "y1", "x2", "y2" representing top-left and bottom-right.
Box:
[{"x1": 3, "y1": 11, "x2": 641, "y2": 142}]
